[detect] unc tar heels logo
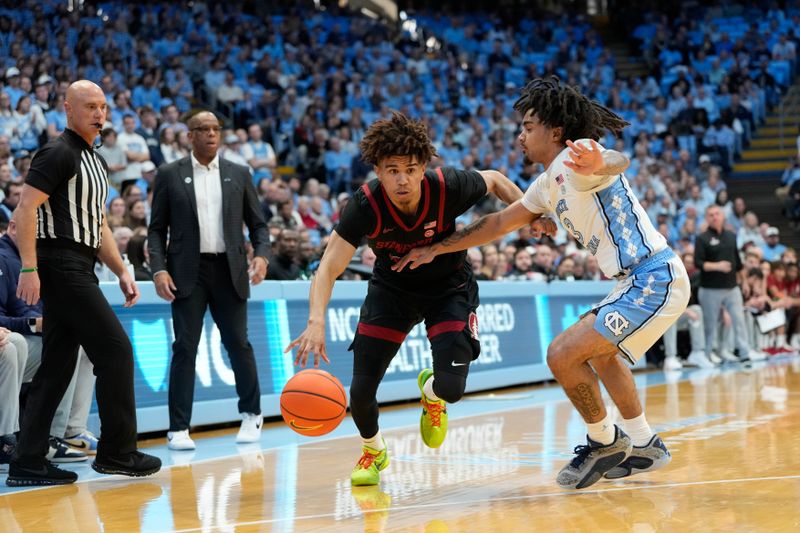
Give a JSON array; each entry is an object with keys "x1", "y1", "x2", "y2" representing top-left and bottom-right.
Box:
[{"x1": 603, "y1": 311, "x2": 630, "y2": 337}]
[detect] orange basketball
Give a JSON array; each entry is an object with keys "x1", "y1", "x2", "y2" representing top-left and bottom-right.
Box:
[{"x1": 280, "y1": 369, "x2": 347, "y2": 436}]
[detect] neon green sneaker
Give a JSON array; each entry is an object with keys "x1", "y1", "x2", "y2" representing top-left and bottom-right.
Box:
[
  {"x1": 418, "y1": 368, "x2": 448, "y2": 448},
  {"x1": 350, "y1": 440, "x2": 390, "y2": 486}
]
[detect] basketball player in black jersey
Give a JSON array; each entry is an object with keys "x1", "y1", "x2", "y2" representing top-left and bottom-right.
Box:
[{"x1": 286, "y1": 112, "x2": 522, "y2": 486}]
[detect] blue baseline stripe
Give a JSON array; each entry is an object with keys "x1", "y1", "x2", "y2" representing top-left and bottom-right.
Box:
[
  {"x1": 534, "y1": 295, "x2": 552, "y2": 361},
  {"x1": 620, "y1": 175, "x2": 654, "y2": 255},
  {"x1": 617, "y1": 259, "x2": 675, "y2": 346},
  {"x1": 593, "y1": 193, "x2": 623, "y2": 272},
  {"x1": 264, "y1": 299, "x2": 293, "y2": 393}
]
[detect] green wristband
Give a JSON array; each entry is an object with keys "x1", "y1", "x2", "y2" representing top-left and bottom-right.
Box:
[{"x1": 20, "y1": 267, "x2": 38, "y2": 273}]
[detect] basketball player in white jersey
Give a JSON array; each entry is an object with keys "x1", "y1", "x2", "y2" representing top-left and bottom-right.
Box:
[{"x1": 393, "y1": 77, "x2": 690, "y2": 489}]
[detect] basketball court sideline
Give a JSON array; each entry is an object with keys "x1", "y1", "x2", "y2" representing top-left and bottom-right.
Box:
[{"x1": 2, "y1": 357, "x2": 800, "y2": 532}]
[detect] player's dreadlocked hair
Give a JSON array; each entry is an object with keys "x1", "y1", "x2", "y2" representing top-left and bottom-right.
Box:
[
  {"x1": 513, "y1": 77, "x2": 629, "y2": 142},
  {"x1": 359, "y1": 111, "x2": 437, "y2": 166}
]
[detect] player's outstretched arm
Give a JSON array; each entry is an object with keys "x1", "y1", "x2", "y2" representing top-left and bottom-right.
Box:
[
  {"x1": 393, "y1": 200, "x2": 538, "y2": 272},
  {"x1": 285, "y1": 230, "x2": 356, "y2": 368},
  {"x1": 563, "y1": 140, "x2": 630, "y2": 177},
  {"x1": 478, "y1": 169, "x2": 523, "y2": 205}
]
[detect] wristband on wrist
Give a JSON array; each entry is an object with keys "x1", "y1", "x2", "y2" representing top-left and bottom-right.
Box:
[{"x1": 20, "y1": 267, "x2": 38, "y2": 273}]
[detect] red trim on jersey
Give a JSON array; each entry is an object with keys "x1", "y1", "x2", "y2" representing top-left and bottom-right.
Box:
[
  {"x1": 381, "y1": 177, "x2": 431, "y2": 232},
  {"x1": 357, "y1": 323, "x2": 407, "y2": 344},
  {"x1": 361, "y1": 183, "x2": 382, "y2": 239},
  {"x1": 427, "y1": 320, "x2": 466, "y2": 339},
  {"x1": 435, "y1": 167, "x2": 446, "y2": 232}
]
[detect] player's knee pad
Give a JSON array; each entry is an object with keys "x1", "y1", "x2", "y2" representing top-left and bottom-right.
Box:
[
  {"x1": 432, "y1": 371, "x2": 467, "y2": 404},
  {"x1": 430, "y1": 330, "x2": 478, "y2": 403}
]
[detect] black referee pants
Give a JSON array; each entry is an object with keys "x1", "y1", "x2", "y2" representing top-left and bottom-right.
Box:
[
  {"x1": 16, "y1": 245, "x2": 138, "y2": 462},
  {"x1": 168, "y1": 255, "x2": 261, "y2": 431}
]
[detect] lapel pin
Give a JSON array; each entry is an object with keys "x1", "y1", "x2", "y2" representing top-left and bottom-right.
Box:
[{"x1": 184, "y1": 177, "x2": 192, "y2": 184}]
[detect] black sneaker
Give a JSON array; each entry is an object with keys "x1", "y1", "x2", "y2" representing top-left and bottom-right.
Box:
[
  {"x1": 6, "y1": 458, "x2": 78, "y2": 486},
  {"x1": 92, "y1": 450, "x2": 161, "y2": 477}
]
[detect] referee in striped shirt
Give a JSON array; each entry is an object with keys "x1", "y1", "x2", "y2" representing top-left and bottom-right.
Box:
[{"x1": 6, "y1": 80, "x2": 160, "y2": 486}]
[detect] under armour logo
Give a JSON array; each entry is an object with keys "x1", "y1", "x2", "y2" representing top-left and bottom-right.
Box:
[{"x1": 603, "y1": 311, "x2": 630, "y2": 337}]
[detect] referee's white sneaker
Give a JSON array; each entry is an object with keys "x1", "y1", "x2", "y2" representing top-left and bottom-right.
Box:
[
  {"x1": 236, "y1": 413, "x2": 263, "y2": 444},
  {"x1": 167, "y1": 430, "x2": 196, "y2": 451}
]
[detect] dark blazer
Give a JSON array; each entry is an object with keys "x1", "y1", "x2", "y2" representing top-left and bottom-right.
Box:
[{"x1": 148, "y1": 156, "x2": 269, "y2": 300}]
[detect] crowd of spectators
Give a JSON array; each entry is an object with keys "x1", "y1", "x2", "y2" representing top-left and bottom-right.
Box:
[{"x1": 0, "y1": 1, "x2": 798, "y2": 363}]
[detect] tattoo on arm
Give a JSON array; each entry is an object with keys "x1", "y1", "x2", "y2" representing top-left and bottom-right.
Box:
[
  {"x1": 440, "y1": 217, "x2": 487, "y2": 248},
  {"x1": 595, "y1": 150, "x2": 629, "y2": 176},
  {"x1": 566, "y1": 382, "x2": 602, "y2": 420}
]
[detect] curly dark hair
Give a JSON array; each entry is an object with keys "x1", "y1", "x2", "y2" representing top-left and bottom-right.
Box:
[
  {"x1": 513, "y1": 77, "x2": 629, "y2": 143},
  {"x1": 359, "y1": 111, "x2": 437, "y2": 166}
]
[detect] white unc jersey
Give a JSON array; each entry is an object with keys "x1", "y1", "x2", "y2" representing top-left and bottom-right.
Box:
[{"x1": 521, "y1": 139, "x2": 667, "y2": 279}]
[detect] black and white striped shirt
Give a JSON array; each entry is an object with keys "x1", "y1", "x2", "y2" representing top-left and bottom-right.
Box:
[{"x1": 26, "y1": 128, "x2": 108, "y2": 249}]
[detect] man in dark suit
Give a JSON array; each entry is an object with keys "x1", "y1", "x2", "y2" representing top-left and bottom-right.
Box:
[{"x1": 148, "y1": 111, "x2": 270, "y2": 450}]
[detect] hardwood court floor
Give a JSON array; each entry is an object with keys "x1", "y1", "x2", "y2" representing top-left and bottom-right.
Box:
[{"x1": 2, "y1": 358, "x2": 800, "y2": 532}]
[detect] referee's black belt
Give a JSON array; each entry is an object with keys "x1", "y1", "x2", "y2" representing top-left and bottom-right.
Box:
[{"x1": 200, "y1": 252, "x2": 226, "y2": 260}]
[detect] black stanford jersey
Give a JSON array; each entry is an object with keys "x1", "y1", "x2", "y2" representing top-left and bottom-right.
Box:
[{"x1": 336, "y1": 167, "x2": 487, "y2": 293}]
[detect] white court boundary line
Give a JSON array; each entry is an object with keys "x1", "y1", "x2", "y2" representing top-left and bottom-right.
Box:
[{"x1": 169, "y1": 473, "x2": 800, "y2": 532}]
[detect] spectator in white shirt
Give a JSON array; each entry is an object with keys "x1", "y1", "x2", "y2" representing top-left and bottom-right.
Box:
[
  {"x1": 116, "y1": 114, "x2": 151, "y2": 189},
  {"x1": 217, "y1": 71, "x2": 244, "y2": 108},
  {"x1": 220, "y1": 133, "x2": 249, "y2": 168},
  {"x1": 96, "y1": 128, "x2": 128, "y2": 187}
]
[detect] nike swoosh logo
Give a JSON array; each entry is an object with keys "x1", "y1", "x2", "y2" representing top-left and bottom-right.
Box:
[
  {"x1": 19, "y1": 464, "x2": 49, "y2": 476},
  {"x1": 104, "y1": 456, "x2": 136, "y2": 468},
  {"x1": 68, "y1": 441, "x2": 89, "y2": 450},
  {"x1": 289, "y1": 420, "x2": 323, "y2": 431},
  {"x1": 451, "y1": 361, "x2": 468, "y2": 367}
]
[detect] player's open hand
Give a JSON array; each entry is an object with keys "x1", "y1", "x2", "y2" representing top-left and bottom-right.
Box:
[
  {"x1": 530, "y1": 216, "x2": 557, "y2": 239},
  {"x1": 391, "y1": 245, "x2": 438, "y2": 272},
  {"x1": 285, "y1": 321, "x2": 330, "y2": 368},
  {"x1": 17, "y1": 271, "x2": 40, "y2": 306},
  {"x1": 564, "y1": 139, "x2": 603, "y2": 175}
]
